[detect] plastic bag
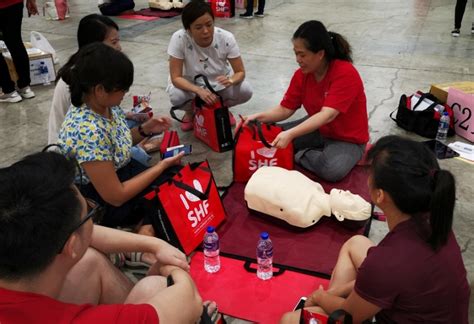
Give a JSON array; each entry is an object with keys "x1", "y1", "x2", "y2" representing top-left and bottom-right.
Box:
[{"x1": 30, "y1": 31, "x2": 59, "y2": 64}]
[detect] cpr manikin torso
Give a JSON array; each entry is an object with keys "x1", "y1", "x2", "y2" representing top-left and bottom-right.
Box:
[{"x1": 245, "y1": 167, "x2": 371, "y2": 228}]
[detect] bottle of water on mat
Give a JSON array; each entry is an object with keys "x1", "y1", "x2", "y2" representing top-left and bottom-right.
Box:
[
  {"x1": 203, "y1": 226, "x2": 220, "y2": 273},
  {"x1": 436, "y1": 111, "x2": 450, "y2": 142},
  {"x1": 257, "y1": 232, "x2": 273, "y2": 280}
]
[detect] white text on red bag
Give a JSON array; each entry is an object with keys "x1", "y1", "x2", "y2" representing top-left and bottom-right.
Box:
[
  {"x1": 233, "y1": 120, "x2": 294, "y2": 182},
  {"x1": 143, "y1": 161, "x2": 226, "y2": 255}
]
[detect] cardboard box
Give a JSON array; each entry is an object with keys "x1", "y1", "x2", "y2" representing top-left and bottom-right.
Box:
[
  {"x1": 3, "y1": 43, "x2": 56, "y2": 86},
  {"x1": 430, "y1": 81, "x2": 474, "y2": 103}
]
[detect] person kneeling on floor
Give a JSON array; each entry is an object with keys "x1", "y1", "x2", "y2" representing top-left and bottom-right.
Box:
[{"x1": 0, "y1": 151, "x2": 203, "y2": 323}]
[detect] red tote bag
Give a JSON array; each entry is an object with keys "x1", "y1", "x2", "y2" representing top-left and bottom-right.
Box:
[
  {"x1": 143, "y1": 161, "x2": 226, "y2": 255},
  {"x1": 233, "y1": 120, "x2": 294, "y2": 182},
  {"x1": 169, "y1": 75, "x2": 233, "y2": 153},
  {"x1": 193, "y1": 75, "x2": 233, "y2": 152}
]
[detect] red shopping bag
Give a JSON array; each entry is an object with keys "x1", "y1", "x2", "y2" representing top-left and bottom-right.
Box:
[
  {"x1": 143, "y1": 161, "x2": 226, "y2": 255},
  {"x1": 170, "y1": 75, "x2": 233, "y2": 153},
  {"x1": 300, "y1": 309, "x2": 352, "y2": 324},
  {"x1": 209, "y1": 0, "x2": 234, "y2": 18},
  {"x1": 193, "y1": 75, "x2": 233, "y2": 152},
  {"x1": 233, "y1": 120, "x2": 294, "y2": 182},
  {"x1": 159, "y1": 130, "x2": 180, "y2": 158}
]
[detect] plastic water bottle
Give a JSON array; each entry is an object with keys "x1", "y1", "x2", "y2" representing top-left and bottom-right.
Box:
[
  {"x1": 203, "y1": 226, "x2": 220, "y2": 273},
  {"x1": 257, "y1": 232, "x2": 273, "y2": 280},
  {"x1": 436, "y1": 111, "x2": 450, "y2": 142},
  {"x1": 39, "y1": 61, "x2": 50, "y2": 86}
]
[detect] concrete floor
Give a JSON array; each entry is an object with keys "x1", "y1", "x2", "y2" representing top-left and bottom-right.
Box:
[{"x1": 0, "y1": 0, "x2": 473, "y2": 322}]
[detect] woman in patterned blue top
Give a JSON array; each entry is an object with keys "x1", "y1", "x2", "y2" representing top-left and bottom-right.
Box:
[{"x1": 58, "y1": 42, "x2": 182, "y2": 237}]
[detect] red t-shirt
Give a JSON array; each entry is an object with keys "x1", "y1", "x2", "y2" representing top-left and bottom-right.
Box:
[
  {"x1": 0, "y1": 0, "x2": 23, "y2": 9},
  {"x1": 280, "y1": 60, "x2": 369, "y2": 144},
  {"x1": 354, "y1": 219, "x2": 470, "y2": 323},
  {"x1": 0, "y1": 287, "x2": 159, "y2": 324}
]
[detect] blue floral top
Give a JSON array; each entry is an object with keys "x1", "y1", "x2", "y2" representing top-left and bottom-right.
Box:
[{"x1": 58, "y1": 105, "x2": 132, "y2": 184}]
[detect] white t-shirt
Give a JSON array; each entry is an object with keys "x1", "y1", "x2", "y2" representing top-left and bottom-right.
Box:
[
  {"x1": 48, "y1": 78, "x2": 70, "y2": 144},
  {"x1": 167, "y1": 27, "x2": 240, "y2": 91}
]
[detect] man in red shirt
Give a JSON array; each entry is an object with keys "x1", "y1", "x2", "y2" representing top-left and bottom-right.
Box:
[
  {"x1": 246, "y1": 20, "x2": 369, "y2": 182},
  {"x1": 0, "y1": 151, "x2": 203, "y2": 323},
  {"x1": 0, "y1": 0, "x2": 38, "y2": 103}
]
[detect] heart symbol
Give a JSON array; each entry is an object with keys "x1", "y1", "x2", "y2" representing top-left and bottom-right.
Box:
[
  {"x1": 195, "y1": 115, "x2": 205, "y2": 127},
  {"x1": 256, "y1": 147, "x2": 277, "y2": 158},
  {"x1": 185, "y1": 179, "x2": 203, "y2": 202}
]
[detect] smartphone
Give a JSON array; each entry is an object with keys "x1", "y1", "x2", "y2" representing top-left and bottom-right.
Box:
[
  {"x1": 422, "y1": 140, "x2": 459, "y2": 160},
  {"x1": 163, "y1": 144, "x2": 192, "y2": 158},
  {"x1": 293, "y1": 297, "x2": 307, "y2": 311}
]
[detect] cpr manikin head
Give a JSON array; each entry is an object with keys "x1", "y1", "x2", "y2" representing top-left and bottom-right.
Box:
[{"x1": 329, "y1": 188, "x2": 371, "y2": 221}]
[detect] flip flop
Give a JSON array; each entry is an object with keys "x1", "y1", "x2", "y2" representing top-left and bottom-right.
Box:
[
  {"x1": 199, "y1": 301, "x2": 226, "y2": 324},
  {"x1": 124, "y1": 252, "x2": 150, "y2": 269}
]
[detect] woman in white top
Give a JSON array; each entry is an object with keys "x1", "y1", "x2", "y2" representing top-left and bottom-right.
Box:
[{"x1": 167, "y1": 0, "x2": 253, "y2": 131}]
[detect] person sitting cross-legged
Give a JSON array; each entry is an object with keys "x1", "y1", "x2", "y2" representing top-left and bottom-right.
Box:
[{"x1": 0, "y1": 151, "x2": 204, "y2": 323}]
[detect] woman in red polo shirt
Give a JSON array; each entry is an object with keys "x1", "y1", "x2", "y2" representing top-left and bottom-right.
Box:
[{"x1": 246, "y1": 20, "x2": 369, "y2": 182}]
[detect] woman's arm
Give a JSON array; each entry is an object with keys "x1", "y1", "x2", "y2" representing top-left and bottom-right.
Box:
[
  {"x1": 169, "y1": 56, "x2": 216, "y2": 105},
  {"x1": 82, "y1": 153, "x2": 183, "y2": 207},
  {"x1": 90, "y1": 225, "x2": 189, "y2": 270},
  {"x1": 246, "y1": 105, "x2": 295, "y2": 124},
  {"x1": 216, "y1": 56, "x2": 245, "y2": 88},
  {"x1": 271, "y1": 106, "x2": 339, "y2": 148}
]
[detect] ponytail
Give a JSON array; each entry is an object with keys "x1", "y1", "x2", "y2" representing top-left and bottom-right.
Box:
[
  {"x1": 368, "y1": 135, "x2": 457, "y2": 251},
  {"x1": 428, "y1": 170, "x2": 455, "y2": 250},
  {"x1": 328, "y1": 32, "x2": 352, "y2": 63},
  {"x1": 293, "y1": 21, "x2": 354, "y2": 64},
  {"x1": 55, "y1": 42, "x2": 133, "y2": 108}
]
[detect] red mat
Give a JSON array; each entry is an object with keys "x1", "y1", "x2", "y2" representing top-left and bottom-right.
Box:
[
  {"x1": 136, "y1": 8, "x2": 182, "y2": 18},
  {"x1": 117, "y1": 13, "x2": 159, "y2": 21},
  {"x1": 190, "y1": 252, "x2": 329, "y2": 324},
  {"x1": 218, "y1": 166, "x2": 371, "y2": 276}
]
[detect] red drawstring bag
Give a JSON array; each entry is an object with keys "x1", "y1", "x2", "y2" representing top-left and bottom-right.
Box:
[
  {"x1": 143, "y1": 161, "x2": 226, "y2": 255},
  {"x1": 233, "y1": 119, "x2": 294, "y2": 182},
  {"x1": 159, "y1": 130, "x2": 180, "y2": 158}
]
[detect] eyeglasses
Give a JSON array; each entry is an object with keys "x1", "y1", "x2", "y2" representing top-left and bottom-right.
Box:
[{"x1": 57, "y1": 199, "x2": 104, "y2": 253}]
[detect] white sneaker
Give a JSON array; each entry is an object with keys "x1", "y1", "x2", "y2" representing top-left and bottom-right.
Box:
[
  {"x1": 18, "y1": 86, "x2": 35, "y2": 99},
  {"x1": 0, "y1": 91, "x2": 22, "y2": 103}
]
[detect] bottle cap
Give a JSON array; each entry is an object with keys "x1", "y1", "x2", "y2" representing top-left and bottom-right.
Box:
[
  {"x1": 443, "y1": 111, "x2": 449, "y2": 116},
  {"x1": 207, "y1": 226, "x2": 215, "y2": 233},
  {"x1": 260, "y1": 232, "x2": 269, "y2": 240}
]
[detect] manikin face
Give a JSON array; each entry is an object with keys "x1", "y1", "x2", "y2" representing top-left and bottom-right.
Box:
[
  {"x1": 329, "y1": 188, "x2": 371, "y2": 221},
  {"x1": 188, "y1": 13, "x2": 215, "y2": 47},
  {"x1": 292, "y1": 38, "x2": 324, "y2": 75}
]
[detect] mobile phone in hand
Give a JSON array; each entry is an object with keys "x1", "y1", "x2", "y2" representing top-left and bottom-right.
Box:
[
  {"x1": 163, "y1": 144, "x2": 192, "y2": 158},
  {"x1": 293, "y1": 297, "x2": 307, "y2": 311}
]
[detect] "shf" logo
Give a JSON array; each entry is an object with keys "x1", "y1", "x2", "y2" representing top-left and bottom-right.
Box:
[{"x1": 249, "y1": 147, "x2": 278, "y2": 171}]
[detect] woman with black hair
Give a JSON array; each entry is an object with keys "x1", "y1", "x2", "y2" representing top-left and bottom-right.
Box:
[
  {"x1": 281, "y1": 135, "x2": 470, "y2": 323},
  {"x1": 57, "y1": 43, "x2": 180, "y2": 242},
  {"x1": 246, "y1": 20, "x2": 369, "y2": 182},
  {"x1": 48, "y1": 14, "x2": 122, "y2": 144},
  {"x1": 167, "y1": 0, "x2": 253, "y2": 131}
]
